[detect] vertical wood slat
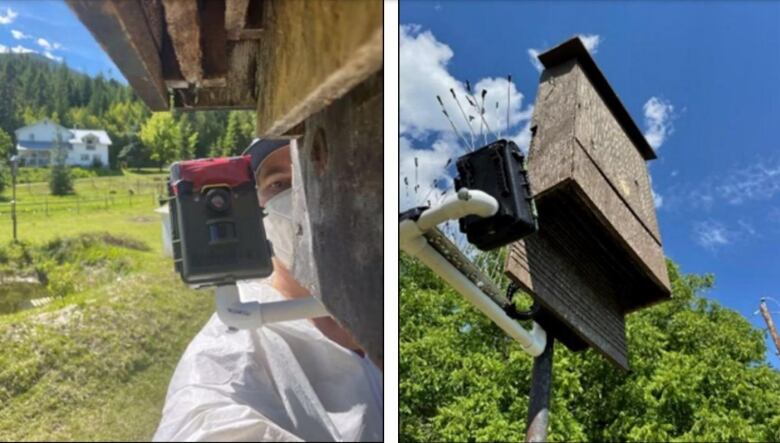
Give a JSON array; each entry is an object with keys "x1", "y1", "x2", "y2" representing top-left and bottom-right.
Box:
[
  {"x1": 161, "y1": 0, "x2": 202, "y2": 85},
  {"x1": 200, "y1": 0, "x2": 228, "y2": 87}
]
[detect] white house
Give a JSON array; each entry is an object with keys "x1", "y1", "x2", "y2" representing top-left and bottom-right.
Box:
[{"x1": 14, "y1": 119, "x2": 111, "y2": 168}]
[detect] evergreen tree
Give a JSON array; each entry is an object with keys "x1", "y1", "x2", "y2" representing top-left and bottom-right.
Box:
[
  {"x1": 0, "y1": 61, "x2": 19, "y2": 134},
  {"x1": 49, "y1": 134, "x2": 73, "y2": 196}
]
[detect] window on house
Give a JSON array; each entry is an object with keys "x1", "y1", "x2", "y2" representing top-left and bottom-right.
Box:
[
  {"x1": 29, "y1": 134, "x2": 35, "y2": 141},
  {"x1": 86, "y1": 137, "x2": 96, "y2": 151},
  {"x1": 81, "y1": 154, "x2": 89, "y2": 161}
]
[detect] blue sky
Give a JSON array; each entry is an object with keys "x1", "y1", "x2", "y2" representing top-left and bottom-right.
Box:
[
  {"x1": 400, "y1": 1, "x2": 780, "y2": 368},
  {"x1": 0, "y1": 0, "x2": 124, "y2": 81}
]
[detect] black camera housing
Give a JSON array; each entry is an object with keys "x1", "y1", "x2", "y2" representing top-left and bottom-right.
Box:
[
  {"x1": 168, "y1": 155, "x2": 274, "y2": 287},
  {"x1": 454, "y1": 139, "x2": 537, "y2": 250}
]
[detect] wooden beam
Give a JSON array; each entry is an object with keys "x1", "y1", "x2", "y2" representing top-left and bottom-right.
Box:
[
  {"x1": 228, "y1": 28, "x2": 264, "y2": 41},
  {"x1": 172, "y1": 40, "x2": 258, "y2": 110},
  {"x1": 161, "y1": 0, "x2": 203, "y2": 85},
  {"x1": 254, "y1": 0, "x2": 383, "y2": 136},
  {"x1": 225, "y1": 0, "x2": 251, "y2": 39},
  {"x1": 66, "y1": 0, "x2": 168, "y2": 110}
]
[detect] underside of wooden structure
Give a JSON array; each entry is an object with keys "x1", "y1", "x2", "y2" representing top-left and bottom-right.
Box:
[{"x1": 66, "y1": 0, "x2": 384, "y2": 365}]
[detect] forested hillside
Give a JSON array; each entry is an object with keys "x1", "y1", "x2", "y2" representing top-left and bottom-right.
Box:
[
  {"x1": 400, "y1": 253, "x2": 780, "y2": 442},
  {"x1": 0, "y1": 54, "x2": 255, "y2": 169}
]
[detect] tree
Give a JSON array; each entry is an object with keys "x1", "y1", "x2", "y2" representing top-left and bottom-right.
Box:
[
  {"x1": 176, "y1": 113, "x2": 199, "y2": 160},
  {"x1": 0, "y1": 60, "x2": 19, "y2": 134},
  {"x1": 49, "y1": 134, "x2": 73, "y2": 196},
  {"x1": 399, "y1": 254, "x2": 780, "y2": 442},
  {"x1": 0, "y1": 128, "x2": 12, "y2": 194},
  {"x1": 139, "y1": 112, "x2": 183, "y2": 171},
  {"x1": 213, "y1": 111, "x2": 255, "y2": 157}
]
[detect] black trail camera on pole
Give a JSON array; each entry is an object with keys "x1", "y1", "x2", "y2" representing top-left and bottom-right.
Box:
[{"x1": 506, "y1": 37, "x2": 672, "y2": 371}]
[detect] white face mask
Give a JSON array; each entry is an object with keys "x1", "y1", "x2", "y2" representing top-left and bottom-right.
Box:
[{"x1": 263, "y1": 188, "x2": 295, "y2": 270}]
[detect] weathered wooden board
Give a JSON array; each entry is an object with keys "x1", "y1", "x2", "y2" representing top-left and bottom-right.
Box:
[
  {"x1": 505, "y1": 37, "x2": 671, "y2": 371},
  {"x1": 66, "y1": 0, "x2": 168, "y2": 110},
  {"x1": 291, "y1": 72, "x2": 384, "y2": 367},
  {"x1": 253, "y1": 0, "x2": 383, "y2": 136}
]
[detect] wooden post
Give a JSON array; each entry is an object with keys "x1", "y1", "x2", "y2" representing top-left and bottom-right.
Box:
[
  {"x1": 526, "y1": 338, "x2": 554, "y2": 443},
  {"x1": 759, "y1": 298, "x2": 780, "y2": 356}
]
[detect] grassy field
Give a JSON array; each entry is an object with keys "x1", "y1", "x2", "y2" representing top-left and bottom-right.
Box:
[{"x1": 0, "y1": 172, "x2": 215, "y2": 441}]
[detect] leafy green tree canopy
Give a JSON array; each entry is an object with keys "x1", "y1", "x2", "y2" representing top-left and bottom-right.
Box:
[
  {"x1": 139, "y1": 112, "x2": 184, "y2": 171},
  {"x1": 400, "y1": 254, "x2": 780, "y2": 442}
]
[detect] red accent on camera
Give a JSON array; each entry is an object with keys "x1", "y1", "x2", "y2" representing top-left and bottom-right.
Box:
[{"x1": 172, "y1": 155, "x2": 254, "y2": 195}]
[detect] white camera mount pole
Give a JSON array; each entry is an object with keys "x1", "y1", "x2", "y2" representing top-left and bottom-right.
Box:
[
  {"x1": 215, "y1": 284, "x2": 329, "y2": 330},
  {"x1": 399, "y1": 188, "x2": 547, "y2": 358}
]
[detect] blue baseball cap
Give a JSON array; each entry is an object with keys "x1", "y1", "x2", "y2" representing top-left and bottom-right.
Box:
[{"x1": 243, "y1": 138, "x2": 290, "y2": 173}]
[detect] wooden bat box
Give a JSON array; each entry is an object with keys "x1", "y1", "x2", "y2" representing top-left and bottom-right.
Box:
[{"x1": 505, "y1": 37, "x2": 671, "y2": 371}]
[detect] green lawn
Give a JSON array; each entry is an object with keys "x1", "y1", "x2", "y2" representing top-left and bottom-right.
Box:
[{"x1": 0, "y1": 187, "x2": 215, "y2": 441}]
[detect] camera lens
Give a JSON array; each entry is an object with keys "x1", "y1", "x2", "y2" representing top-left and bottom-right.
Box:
[{"x1": 206, "y1": 188, "x2": 231, "y2": 213}]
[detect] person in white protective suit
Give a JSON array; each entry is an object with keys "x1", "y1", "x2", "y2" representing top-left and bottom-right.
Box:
[{"x1": 153, "y1": 139, "x2": 383, "y2": 442}]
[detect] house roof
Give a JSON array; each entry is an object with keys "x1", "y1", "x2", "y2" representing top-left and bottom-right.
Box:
[
  {"x1": 69, "y1": 129, "x2": 112, "y2": 145},
  {"x1": 538, "y1": 37, "x2": 657, "y2": 161},
  {"x1": 14, "y1": 119, "x2": 70, "y2": 136},
  {"x1": 16, "y1": 141, "x2": 62, "y2": 151}
]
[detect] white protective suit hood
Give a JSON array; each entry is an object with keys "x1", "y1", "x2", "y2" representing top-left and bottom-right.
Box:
[{"x1": 153, "y1": 280, "x2": 383, "y2": 442}]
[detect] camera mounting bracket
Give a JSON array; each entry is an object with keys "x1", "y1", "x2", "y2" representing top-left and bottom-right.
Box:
[{"x1": 215, "y1": 284, "x2": 330, "y2": 330}]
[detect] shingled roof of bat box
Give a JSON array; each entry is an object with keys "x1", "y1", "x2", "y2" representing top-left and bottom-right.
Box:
[{"x1": 537, "y1": 37, "x2": 657, "y2": 161}]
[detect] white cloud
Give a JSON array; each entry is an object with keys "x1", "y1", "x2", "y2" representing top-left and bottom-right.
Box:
[
  {"x1": 42, "y1": 50, "x2": 62, "y2": 62},
  {"x1": 693, "y1": 220, "x2": 730, "y2": 249},
  {"x1": 652, "y1": 189, "x2": 663, "y2": 209},
  {"x1": 36, "y1": 37, "x2": 61, "y2": 51},
  {"x1": 643, "y1": 96, "x2": 675, "y2": 150},
  {"x1": 579, "y1": 34, "x2": 602, "y2": 54},
  {"x1": 400, "y1": 25, "x2": 533, "y2": 143},
  {"x1": 527, "y1": 48, "x2": 544, "y2": 73},
  {"x1": 692, "y1": 219, "x2": 757, "y2": 250},
  {"x1": 11, "y1": 29, "x2": 29, "y2": 40},
  {"x1": 0, "y1": 43, "x2": 37, "y2": 55},
  {"x1": 0, "y1": 8, "x2": 17, "y2": 25},
  {"x1": 527, "y1": 34, "x2": 602, "y2": 73},
  {"x1": 399, "y1": 24, "x2": 535, "y2": 212},
  {"x1": 716, "y1": 158, "x2": 780, "y2": 205}
]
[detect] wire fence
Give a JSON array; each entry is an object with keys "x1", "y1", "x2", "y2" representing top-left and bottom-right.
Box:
[
  {"x1": 14, "y1": 176, "x2": 167, "y2": 197},
  {"x1": 0, "y1": 193, "x2": 162, "y2": 218}
]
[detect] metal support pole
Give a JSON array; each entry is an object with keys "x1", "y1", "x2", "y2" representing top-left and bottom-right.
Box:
[
  {"x1": 526, "y1": 337, "x2": 554, "y2": 443},
  {"x1": 11, "y1": 160, "x2": 17, "y2": 243}
]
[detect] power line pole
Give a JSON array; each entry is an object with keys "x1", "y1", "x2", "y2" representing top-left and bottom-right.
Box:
[{"x1": 759, "y1": 298, "x2": 780, "y2": 356}]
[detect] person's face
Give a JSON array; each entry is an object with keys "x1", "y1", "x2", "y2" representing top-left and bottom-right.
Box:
[{"x1": 256, "y1": 145, "x2": 292, "y2": 207}]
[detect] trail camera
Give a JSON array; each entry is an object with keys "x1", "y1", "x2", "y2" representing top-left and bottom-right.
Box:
[
  {"x1": 168, "y1": 155, "x2": 274, "y2": 288},
  {"x1": 454, "y1": 139, "x2": 537, "y2": 250},
  {"x1": 505, "y1": 37, "x2": 672, "y2": 371}
]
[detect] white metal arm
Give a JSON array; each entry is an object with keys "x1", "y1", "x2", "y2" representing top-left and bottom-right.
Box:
[
  {"x1": 400, "y1": 188, "x2": 547, "y2": 357},
  {"x1": 215, "y1": 284, "x2": 329, "y2": 330}
]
